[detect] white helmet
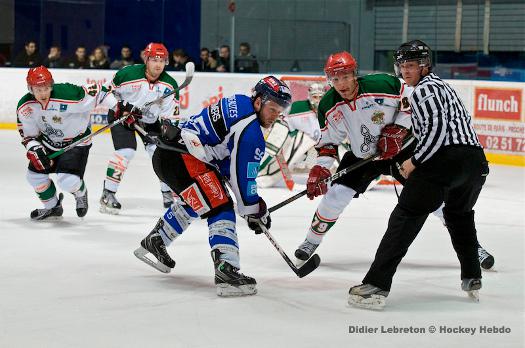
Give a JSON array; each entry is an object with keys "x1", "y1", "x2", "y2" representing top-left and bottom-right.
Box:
[{"x1": 308, "y1": 83, "x2": 325, "y2": 109}]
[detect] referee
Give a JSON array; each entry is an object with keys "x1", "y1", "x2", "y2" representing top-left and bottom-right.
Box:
[{"x1": 348, "y1": 40, "x2": 489, "y2": 309}]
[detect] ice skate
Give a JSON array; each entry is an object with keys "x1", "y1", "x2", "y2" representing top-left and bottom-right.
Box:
[
  {"x1": 294, "y1": 239, "x2": 319, "y2": 266},
  {"x1": 99, "y1": 188, "x2": 121, "y2": 215},
  {"x1": 461, "y1": 278, "x2": 481, "y2": 302},
  {"x1": 212, "y1": 250, "x2": 257, "y2": 297},
  {"x1": 478, "y1": 245, "x2": 495, "y2": 270},
  {"x1": 161, "y1": 190, "x2": 174, "y2": 208},
  {"x1": 134, "y1": 220, "x2": 175, "y2": 273},
  {"x1": 348, "y1": 283, "x2": 389, "y2": 310},
  {"x1": 30, "y1": 193, "x2": 64, "y2": 221},
  {"x1": 75, "y1": 190, "x2": 88, "y2": 217}
]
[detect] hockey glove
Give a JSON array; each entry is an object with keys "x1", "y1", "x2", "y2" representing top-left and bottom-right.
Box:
[
  {"x1": 110, "y1": 101, "x2": 142, "y2": 130},
  {"x1": 306, "y1": 165, "x2": 331, "y2": 200},
  {"x1": 244, "y1": 198, "x2": 271, "y2": 234},
  {"x1": 27, "y1": 144, "x2": 53, "y2": 171},
  {"x1": 377, "y1": 124, "x2": 409, "y2": 160}
]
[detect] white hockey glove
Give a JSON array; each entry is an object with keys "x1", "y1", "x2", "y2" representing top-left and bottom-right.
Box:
[
  {"x1": 265, "y1": 120, "x2": 290, "y2": 156},
  {"x1": 244, "y1": 198, "x2": 271, "y2": 234}
]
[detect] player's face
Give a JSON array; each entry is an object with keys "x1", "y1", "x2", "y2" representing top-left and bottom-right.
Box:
[
  {"x1": 32, "y1": 85, "x2": 52, "y2": 104},
  {"x1": 399, "y1": 61, "x2": 423, "y2": 86},
  {"x1": 256, "y1": 98, "x2": 284, "y2": 129},
  {"x1": 330, "y1": 72, "x2": 358, "y2": 100},
  {"x1": 309, "y1": 94, "x2": 323, "y2": 109},
  {"x1": 145, "y1": 57, "x2": 166, "y2": 79}
]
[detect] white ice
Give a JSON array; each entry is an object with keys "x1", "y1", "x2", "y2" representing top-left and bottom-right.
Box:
[{"x1": 0, "y1": 130, "x2": 523, "y2": 348}]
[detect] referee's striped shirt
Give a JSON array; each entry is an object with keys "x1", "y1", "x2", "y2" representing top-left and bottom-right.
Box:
[{"x1": 409, "y1": 73, "x2": 481, "y2": 165}]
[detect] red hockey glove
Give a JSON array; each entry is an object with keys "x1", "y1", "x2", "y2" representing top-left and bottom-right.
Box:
[
  {"x1": 110, "y1": 101, "x2": 142, "y2": 130},
  {"x1": 27, "y1": 144, "x2": 53, "y2": 171},
  {"x1": 377, "y1": 124, "x2": 409, "y2": 160},
  {"x1": 244, "y1": 198, "x2": 271, "y2": 234},
  {"x1": 307, "y1": 165, "x2": 331, "y2": 200}
]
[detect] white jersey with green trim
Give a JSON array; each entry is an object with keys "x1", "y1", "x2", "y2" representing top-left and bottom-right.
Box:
[
  {"x1": 16, "y1": 82, "x2": 112, "y2": 150},
  {"x1": 316, "y1": 74, "x2": 412, "y2": 168},
  {"x1": 106, "y1": 64, "x2": 179, "y2": 124}
]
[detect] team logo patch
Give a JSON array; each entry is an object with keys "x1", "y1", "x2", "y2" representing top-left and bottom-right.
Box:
[
  {"x1": 52, "y1": 115, "x2": 62, "y2": 124},
  {"x1": 20, "y1": 106, "x2": 33, "y2": 117},
  {"x1": 164, "y1": 87, "x2": 171, "y2": 95},
  {"x1": 247, "y1": 162, "x2": 259, "y2": 179},
  {"x1": 59, "y1": 104, "x2": 68, "y2": 112},
  {"x1": 196, "y1": 172, "x2": 229, "y2": 208},
  {"x1": 371, "y1": 111, "x2": 385, "y2": 125},
  {"x1": 181, "y1": 183, "x2": 210, "y2": 215},
  {"x1": 331, "y1": 109, "x2": 344, "y2": 123},
  {"x1": 374, "y1": 98, "x2": 384, "y2": 105},
  {"x1": 247, "y1": 181, "x2": 258, "y2": 196}
]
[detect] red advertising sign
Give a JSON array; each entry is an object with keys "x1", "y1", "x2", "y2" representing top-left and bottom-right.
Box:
[{"x1": 474, "y1": 87, "x2": 522, "y2": 121}]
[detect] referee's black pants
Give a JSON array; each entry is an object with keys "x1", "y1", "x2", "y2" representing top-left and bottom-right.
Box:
[{"x1": 362, "y1": 145, "x2": 489, "y2": 291}]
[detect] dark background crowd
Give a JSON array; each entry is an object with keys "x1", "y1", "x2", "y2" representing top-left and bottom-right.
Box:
[{"x1": 5, "y1": 40, "x2": 259, "y2": 74}]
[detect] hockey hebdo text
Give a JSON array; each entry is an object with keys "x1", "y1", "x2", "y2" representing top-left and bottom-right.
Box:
[{"x1": 348, "y1": 325, "x2": 512, "y2": 335}]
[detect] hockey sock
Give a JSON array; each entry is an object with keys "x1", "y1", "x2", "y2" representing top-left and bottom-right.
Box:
[
  {"x1": 57, "y1": 173, "x2": 84, "y2": 195},
  {"x1": 104, "y1": 149, "x2": 134, "y2": 192},
  {"x1": 73, "y1": 180, "x2": 87, "y2": 198},
  {"x1": 306, "y1": 184, "x2": 356, "y2": 244},
  {"x1": 207, "y1": 209, "x2": 240, "y2": 269},
  {"x1": 159, "y1": 200, "x2": 198, "y2": 246},
  {"x1": 36, "y1": 180, "x2": 58, "y2": 209}
]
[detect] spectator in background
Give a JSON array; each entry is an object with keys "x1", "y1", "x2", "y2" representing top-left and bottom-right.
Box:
[
  {"x1": 169, "y1": 48, "x2": 193, "y2": 71},
  {"x1": 139, "y1": 49, "x2": 146, "y2": 63},
  {"x1": 217, "y1": 45, "x2": 231, "y2": 72},
  {"x1": 66, "y1": 46, "x2": 90, "y2": 69},
  {"x1": 110, "y1": 45, "x2": 135, "y2": 69},
  {"x1": 13, "y1": 40, "x2": 42, "y2": 67},
  {"x1": 196, "y1": 47, "x2": 216, "y2": 72},
  {"x1": 89, "y1": 46, "x2": 110, "y2": 69},
  {"x1": 43, "y1": 45, "x2": 64, "y2": 68},
  {"x1": 235, "y1": 42, "x2": 259, "y2": 73}
]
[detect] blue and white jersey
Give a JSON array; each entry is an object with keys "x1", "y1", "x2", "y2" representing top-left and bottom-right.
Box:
[{"x1": 180, "y1": 94, "x2": 265, "y2": 216}]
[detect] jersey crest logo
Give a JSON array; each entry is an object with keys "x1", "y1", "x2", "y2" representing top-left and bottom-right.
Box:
[
  {"x1": 371, "y1": 111, "x2": 385, "y2": 125},
  {"x1": 59, "y1": 104, "x2": 68, "y2": 112},
  {"x1": 20, "y1": 106, "x2": 33, "y2": 117},
  {"x1": 331, "y1": 109, "x2": 344, "y2": 123},
  {"x1": 52, "y1": 115, "x2": 62, "y2": 124}
]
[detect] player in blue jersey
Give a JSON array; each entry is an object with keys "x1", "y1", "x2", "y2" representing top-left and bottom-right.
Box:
[{"x1": 131, "y1": 76, "x2": 292, "y2": 297}]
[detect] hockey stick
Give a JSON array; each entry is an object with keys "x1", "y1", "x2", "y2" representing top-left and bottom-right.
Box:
[
  {"x1": 47, "y1": 62, "x2": 195, "y2": 160},
  {"x1": 133, "y1": 123, "x2": 189, "y2": 154},
  {"x1": 268, "y1": 135, "x2": 415, "y2": 213},
  {"x1": 275, "y1": 150, "x2": 295, "y2": 191},
  {"x1": 262, "y1": 229, "x2": 320, "y2": 278}
]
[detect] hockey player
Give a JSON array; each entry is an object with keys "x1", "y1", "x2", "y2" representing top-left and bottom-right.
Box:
[
  {"x1": 99, "y1": 42, "x2": 179, "y2": 214},
  {"x1": 133, "y1": 76, "x2": 292, "y2": 297},
  {"x1": 17, "y1": 66, "x2": 113, "y2": 220},
  {"x1": 349, "y1": 40, "x2": 489, "y2": 308},
  {"x1": 257, "y1": 83, "x2": 325, "y2": 187},
  {"x1": 294, "y1": 52, "x2": 494, "y2": 270}
]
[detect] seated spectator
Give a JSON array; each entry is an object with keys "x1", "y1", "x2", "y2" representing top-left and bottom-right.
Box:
[
  {"x1": 110, "y1": 45, "x2": 135, "y2": 69},
  {"x1": 66, "y1": 45, "x2": 90, "y2": 69},
  {"x1": 43, "y1": 45, "x2": 64, "y2": 68},
  {"x1": 196, "y1": 47, "x2": 216, "y2": 72},
  {"x1": 89, "y1": 46, "x2": 110, "y2": 69},
  {"x1": 234, "y1": 42, "x2": 259, "y2": 73},
  {"x1": 168, "y1": 48, "x2": 194, "y2": 71},
  {"x1": 13, "y1": 40, "x2": 42, "y2": 67},
  {"x1": 217, "y1": 45, "x2": 231, "y2": 72}
]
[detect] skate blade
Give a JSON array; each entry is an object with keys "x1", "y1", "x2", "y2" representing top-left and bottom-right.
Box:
[
  {"x1": 216, "y1": 283, "x2": 257, "y2": 297},
  {"x1": 467, "y1": 290, "x2": 480, "y2": 302},
  {"x1": 99, "y1": 205, "x2": 120, "y2": 215},
  {"x1": 348, "y1": 294, "x2": 387, "y2": 310},
  {"x1": 133, "y1": 246, "x2": 172, "y2": 274},
  {"x1": 32, "y1": 215, "x2": 64, "y2": 222}
]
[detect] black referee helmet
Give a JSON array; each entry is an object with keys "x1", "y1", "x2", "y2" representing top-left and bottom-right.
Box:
[{"x1": 394, "y1": 40, "x2": 432, "y2": 76}]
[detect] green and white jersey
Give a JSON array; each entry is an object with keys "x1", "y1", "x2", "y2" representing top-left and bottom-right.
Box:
[
  {"x1": 316, "y1": 73, "x2": 412, "y2": 167},
  {"x1": 284, "y1": 100, "x2": 321, "y2": 142},
  {"x1": 106, "y1": 64, "x2": 179, "y2": 124},
  {"x1": 16, "y1": 82, "x2": 112, "y2": 150}
]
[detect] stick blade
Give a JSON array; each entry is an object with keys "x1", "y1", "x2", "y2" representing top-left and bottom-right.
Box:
[{"x1": 296, "y1": 254, "x2": 321, "y2": 278}]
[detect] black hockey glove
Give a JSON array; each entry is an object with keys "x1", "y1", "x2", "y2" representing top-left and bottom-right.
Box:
[
  {"x1": 244, "y1": 198, "x2": 271, "y2": 235},
  {"x1": 27, "y1": 143, "x2": 52, "y2": 171},
  {"x1": 108, "y1": 101, "x2": 142, "y2": 130}
]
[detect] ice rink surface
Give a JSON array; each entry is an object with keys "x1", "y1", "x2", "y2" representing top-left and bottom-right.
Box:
[{"x1": 0, "y1": 130, "x2": 523, "y2": 348}]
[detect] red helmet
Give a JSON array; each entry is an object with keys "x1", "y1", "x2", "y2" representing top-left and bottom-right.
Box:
[
  {"x1": 144, "y1": 42, "x2": 169, "y2": 62},
  {"x1": 324, "y1": 51, "x2": 357, "y2": 78},
  {"x1": 26, "y1": 66, "x2": 54, "y2": 88}
]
